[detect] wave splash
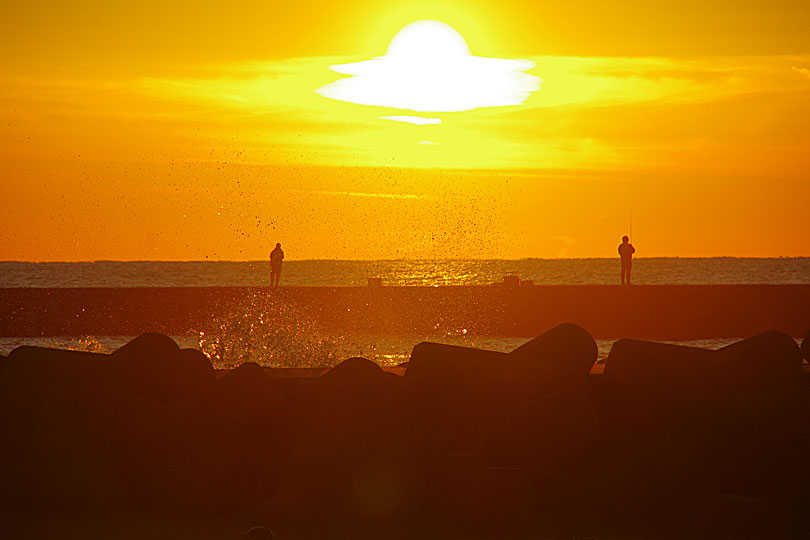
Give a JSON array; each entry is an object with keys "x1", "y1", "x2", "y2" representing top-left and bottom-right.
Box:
[{"x1": 196, "y1": 291, "x2": 365, "y2": 369}]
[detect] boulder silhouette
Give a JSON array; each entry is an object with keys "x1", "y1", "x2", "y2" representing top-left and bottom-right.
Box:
[
  {"x1": 340, "y1": 434, "x2": 424, "y2": 531},
  {"x1": 672, "y1": 383, "x2": 810, "y2": 511},
  {"x1": 713, "y1": 331, "x2": 803, "y2": 395},
  {"x1": 0, "y1": 366, "x2": 125, "y2": 511},
  {"x1": 405, "y1": 341, "x2": 512, "y2": 379},
  {"x1": 801, "y1": 328, "x2": 810, "y2": 362},
  {"x1": 113, "y1": 390, "x2": 186, "y2": 511},
  {"x1": 481, "y1": 389, "x2": 598, "y2": 485},
  {"x1": 111, "y1": 333, "x2": 215, "y2": 403},
  {"x1": 0, "y1": 346, "x2": 109, "y2": 470},
  {"x1": 424, "y1": 453, "x2": 535, "y2": 534},
  {"x1": 391, "y1": 344, "x2": 520, "y2": 454},
  {"x1": 114, "y1": 332, "x2": 179, "y2": 359},
  {"x1": 554, "y1": 436, "x2": 719, "y2": 538},
  {"x1": 603, "y1": 339, "x2": 717, "y2": 434},
  {"x1": 509, "y1": 323, "x2": 598, "y2": 396},
  {"x1": 116, "y1": 362, "x2": 296, "y2": 514},
  {"x1": 317, "y1": 357, "x2": 397, "y2": 402},
  {"x1": 392, "y1": 325, "x2": 596, "y2": 457},
  {"x1": 262, "y1": 409, "x2": 364, "y2": 529}
]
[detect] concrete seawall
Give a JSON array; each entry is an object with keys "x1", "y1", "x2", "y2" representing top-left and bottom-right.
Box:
[{"x1": 1, "y1": 285, "x2": 808, "y2": 340}]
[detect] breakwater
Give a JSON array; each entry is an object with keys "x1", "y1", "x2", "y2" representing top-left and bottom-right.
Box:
[{"x1": 2, "y1": 285, "x2": 808, "y2": 339}]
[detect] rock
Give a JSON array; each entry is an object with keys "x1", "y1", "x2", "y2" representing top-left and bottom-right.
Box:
[
  {"x1": 603, "y1": 339, "x2": 717, "y2": 434},
  {"x1": 0, "y1": 346, "x2": 109, "y2": 469},
  {"x1": 508, "y1": 323, "x2": 597, "y2": 400},
  {"x1": 390, "y1": 345, "x2": 521, "y2": 455},
  {"x1": 393, "y1": 342, "x2": 525, "y2": 454},
  {"x1": 480, "y1": 389, "x2": 598, "y2": 485},
  {"x1": 114, "y1": 332, "x2": 180, "y2": 360},
  {"x1": 687, "y1": 494, "x2": 773, "y2": 537},
  {"x1": 801, "y1": 328, "x2": 810, "y2": 362},
  {"x1": 672, "y1": 383, "x2": 810, "y2": 508},
  {"x1": 113, "y1": 390, "x2": 181, "y2": 510},
  {"x1": 254, "y1": 411, "x2": 424, "y2": 533},
  {"x1": 0, "y1": 367, "x2": 125, "y2": 511},
  {"x1": 423, "y1": 454, "x2": 535, "y2": 534},
  {"x1": 556, "y1": 438, "x2": 716, "y2": 538},
  {"x1": 262, "y1": 409, "x2": 364, "y2": 529},
  {"x1": 111, "y1": 333, "x2": 215, "y2": 403},
  {"x1": 341, "y1": 434, "x2": 424, "y2": 531},
  {"x1": 242, "y1": 526, "x2": 276, "y2": 540},
  {"x1": 405, "y1": 341, "x2": 511, "y2": 379},
  {"x1": 714, "y1": 331, "x2": 803, "y2": 395},
  {"x1": 318, "y1": 357, "x2": 397, "y2": 401},
  {"x1": 174, "y1": 362, "x2": 296, "y2": 512},
  {"x1": 116, "y1": 362, "x2": 296, "y2": 514}
]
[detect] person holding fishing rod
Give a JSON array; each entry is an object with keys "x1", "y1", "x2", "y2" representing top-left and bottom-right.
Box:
[{"x1": 618, "y1": 235, "x2": 635, "y2": 285}]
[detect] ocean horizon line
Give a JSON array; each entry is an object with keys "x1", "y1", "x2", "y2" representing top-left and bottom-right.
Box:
[{"x1": 2, "y1": 255, "x2": 809, "y2": 264}]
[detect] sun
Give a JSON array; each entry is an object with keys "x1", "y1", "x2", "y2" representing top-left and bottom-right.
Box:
[
  {"x1": 386, "y1": 20, "x2": 470, "y2": 59},
  {"x1": 316, "y1": 20, "x2": 541, "y2": 114}
]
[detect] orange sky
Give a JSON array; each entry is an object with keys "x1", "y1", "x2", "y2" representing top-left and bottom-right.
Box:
[{"x1": 1, "y1": 1, "x2": 809, "y2": 260}]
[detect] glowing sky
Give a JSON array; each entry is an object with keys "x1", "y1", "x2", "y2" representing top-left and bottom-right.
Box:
[
  {"x1": 316, "y1": 20, "x2": 541, "y2": 112},
  {"x1": 1, "y1": 1, "x2": 809, "y2": 260}
]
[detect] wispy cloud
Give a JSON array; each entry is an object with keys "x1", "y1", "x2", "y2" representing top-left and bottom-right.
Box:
[
  {"x1": 381, "y1": 116, "x2": 441, "y2": 125},
  {"x1": 791, "y1": 66, "x2": 810, "y2": 80},
  {"x1": 4, "y1": 54, "x2": 810, "y2": 171},
  {"x1": 291, "y1": 189, "x2": 424, "y2": 200}
]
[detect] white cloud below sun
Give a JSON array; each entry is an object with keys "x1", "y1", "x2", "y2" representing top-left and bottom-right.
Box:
[{"x1": 316, "y1": 20, "x2": 542, "y2": 113}]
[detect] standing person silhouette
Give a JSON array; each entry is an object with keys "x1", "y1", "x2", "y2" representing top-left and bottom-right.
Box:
[
  {"x1": 270, "y1": 243, "x2": 284, "y2": 287},
  {"x1": 618, "y1": 235, "x2": 635, "y2": 285}
]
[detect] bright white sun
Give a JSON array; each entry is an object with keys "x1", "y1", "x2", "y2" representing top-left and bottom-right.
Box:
[
  {"x1": 386, "y1": 19, "x2": 470, "y2": 59},
  {"x1": 316, "y1": 20, "x2": 541, "y2": 114}
]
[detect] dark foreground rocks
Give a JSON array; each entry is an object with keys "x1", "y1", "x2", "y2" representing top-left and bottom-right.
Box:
[{"x1": 1, "y1": 325, "x2": 810, "y2": 539}]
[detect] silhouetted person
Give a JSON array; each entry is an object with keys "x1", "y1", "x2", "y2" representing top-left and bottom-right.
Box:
[
  {"x1": 270, "y1": 243, "x2": 284, "y2": 287},
  {"x1": 618, "y1": 235, "x2": 635, "y2": 285}
]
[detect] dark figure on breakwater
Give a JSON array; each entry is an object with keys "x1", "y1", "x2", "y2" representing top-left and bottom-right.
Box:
[
  {"x1": 270, "y1": 243, "x2": 284, "y2": 287},
  {"x1": 618, "y1": 235, "x2": 635, "y2": 285}
]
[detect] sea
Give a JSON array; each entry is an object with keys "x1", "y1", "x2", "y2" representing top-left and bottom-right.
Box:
[{"x1": 1, "y1": 258, "x2": 808, "y2": 366}]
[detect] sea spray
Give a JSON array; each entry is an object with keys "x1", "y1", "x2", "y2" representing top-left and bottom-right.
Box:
[{"x1": 196, "y1": 290, "x2": 366, "y2": 369}]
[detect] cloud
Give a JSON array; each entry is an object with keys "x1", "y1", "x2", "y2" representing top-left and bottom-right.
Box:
[
  {"x1": 292, "y1": 190, "x2": 424, "y2": 200},
  {"x1": 791, "y1": 66, "x2": 810, "y2": 80},
  {"x1": 380, "y1": 116, "x2": 442, "y2": 125},
  {"x1": 316, "y1": 20, "x2": 541, "y2": 112}
]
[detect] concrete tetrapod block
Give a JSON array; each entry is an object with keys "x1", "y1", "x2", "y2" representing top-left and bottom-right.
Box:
[
  {"x1": 405, "y1": 341, "x2": 512, "y2": 379},
  {"x1": 172, "y1": 362, "x2": 296, "y2": 514},
  {"x1": 112, "y1": 333, "x2": 215, "y2": 404},
  {"x1": 508, "y1": 322, "x2": 598, "y2": 398},
  {"x1": 671, "y1": 382, "x2": 810, "y2": 515},
  {"x1": 714, "y1": 330, "x2": 803, "y2": 395},
  {"x1": 340, "y1": 434, "x2": 424, "y2": 532},
  {"x1": 262, "y1": 409, "x2": 364, "y2": 530},
  {"x1": 0, "y1": 346, "x2": 110, "y2": 469},
  {"x1": 602, "y1": 339, "x2": 717, "y2": 434},
  {"x1": 116, "y1": 362, "x2": 296, "y2": 515},
  {"x1": 480, "y1": 388, "x2": 598, "y2": 485},
  {"x1": 424, "y1": 453, "x2": 536, "y2": 536},
  {"x1": 317, "y1": 356, "x2": 398, "y2": 402},
  {"x1": 0, "y1": 370, "x2": 126, "y2": 511},
  {"x1": 396, "y1": 344, "x2": 522, "y2": 455}
]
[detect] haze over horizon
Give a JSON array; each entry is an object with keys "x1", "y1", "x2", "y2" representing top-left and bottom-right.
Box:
[{"x1": 2, "y1": 1, "x2": 809, "y2": 261}]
